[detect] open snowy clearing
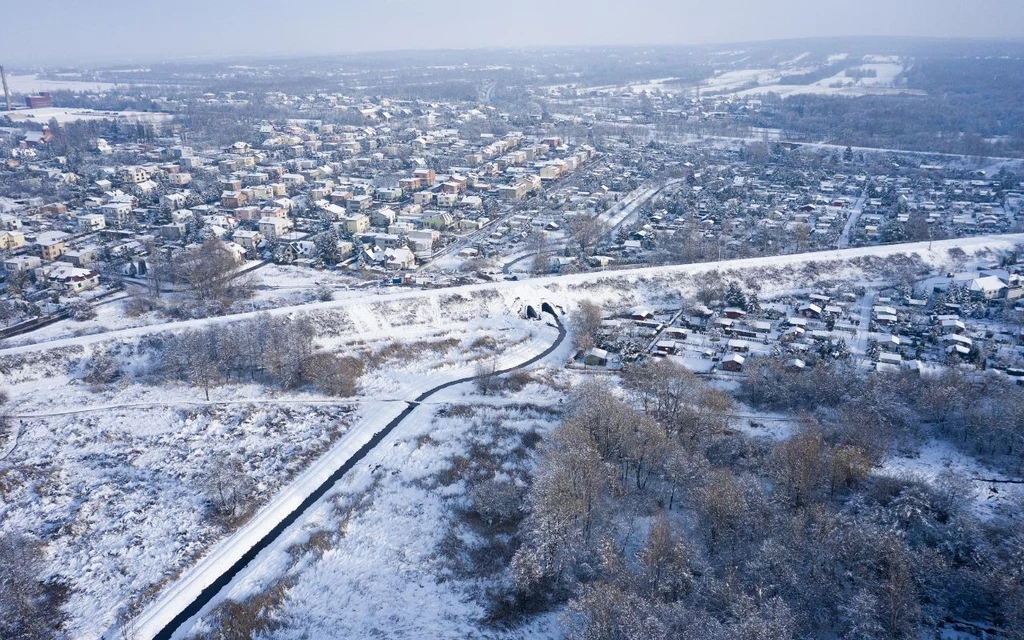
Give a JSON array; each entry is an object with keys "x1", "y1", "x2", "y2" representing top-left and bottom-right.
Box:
[
  {"x1": 1, "y1": 299, "x2": 560, "y2": 638},
  {"x1": 877, "y1": 439, "x2": 1024, "y2": 521},
  {"x1": 0, "y1": 395, "x2": 356, "y2": 639},
  {"x1": 5, "y1": 106, "x2": 175, "y2": 125},
  {"x1": 3, "y1": 74, "x2": 121, "y2": 94}
]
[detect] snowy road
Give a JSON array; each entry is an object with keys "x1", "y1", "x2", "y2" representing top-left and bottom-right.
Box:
[
  {"x1": 853, "y1": 289, "x2": 876, "y2": 357},
  {"x1": 600, "y1": 178, "x2": 685, "y2": 237},
  {"x1": 8, "y1": 233, "x2": 1020, "y2": 361},
  {"x1": 112, "y1": 314, "x2": 566, "y2": 640},
  {"x1": 838, "y1": 190, "x2": 868, "y2": 249}
]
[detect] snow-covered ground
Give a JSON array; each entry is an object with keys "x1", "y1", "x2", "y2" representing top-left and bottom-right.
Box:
[
  {"x1": 4, "y1": 233, "x2": 1023, "y2": 638},
  {"x1": 877, "y1": 439, "x2": 1024, "y2": 521},
  {"x1": 198, "y1": 394, "x2": 567, "y2": 640},
  {"x1": 6, "y1": 233, "x2": 1022, "y2": 357},
  {"x1": 118, "y1": 315, "x2": 564, "y2": 640},
  {"x1": 710, "y1": 55, "x2": 920, "y2": 99},
  {"x1": 177, "y1": 332, "x2": 577, "y2": 640},
  {"x1": 0, "y1": 384, "x2": 356, "y2": 637},
  {"x1": 5, "y1": 106, "x2": 174, "y2": 125},
  {"x1": 0, "y1": 295, "x2": 562, "y2": 638},
  {"x1": 3, "y1": 74, "x2": 121, "y2": 94}
]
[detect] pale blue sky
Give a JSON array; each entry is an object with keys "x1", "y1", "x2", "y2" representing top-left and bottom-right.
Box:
[{"x1": 5, "y1": 0, "x2": 1023, "y2": 65}]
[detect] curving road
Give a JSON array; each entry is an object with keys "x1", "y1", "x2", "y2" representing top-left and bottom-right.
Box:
[{"x1": 115, "y1": 311, "x2": 566, "y2": 640}]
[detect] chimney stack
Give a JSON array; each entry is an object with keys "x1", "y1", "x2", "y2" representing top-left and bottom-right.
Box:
[{"x1": 0, "y1": 66, "x2": 12, "y2": 112}]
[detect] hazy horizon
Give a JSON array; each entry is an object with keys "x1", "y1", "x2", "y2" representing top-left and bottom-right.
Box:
[{"x1": 5, "y1": 0, "x2": 1024, "y2": 67}]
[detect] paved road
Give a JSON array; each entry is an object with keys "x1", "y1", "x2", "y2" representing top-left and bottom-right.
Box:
[{"x1": 114, "y1": 311, "x2": 566, "y2": 640}]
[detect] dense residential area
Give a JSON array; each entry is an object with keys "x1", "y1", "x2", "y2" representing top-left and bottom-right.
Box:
[{"x1": 2, "y1": 26, "x2": 1024, "y2": 640}]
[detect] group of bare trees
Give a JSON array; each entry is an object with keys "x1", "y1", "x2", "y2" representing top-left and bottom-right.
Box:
[
  {"x1": 487, "y1": 354, "x2": 1024, "y2": 639},
  {"x1": 503, "y1": 365, "x2": 736, "y2": 621},
  {"x1": 156, "y1": 313, "x2": 363, "y2": 399},
  {"x1": 0, "y1": 533, "x2": 65, "y2": 639},
  {"x1": 743, "y1": 356, "x2": 1024, "y2": 475},
  {"x1": 135, "y1": 237, "x2": 255, "y2": 318},
  {"x1": 566, "y1": 215, "x2": 608, "y2": 258}
]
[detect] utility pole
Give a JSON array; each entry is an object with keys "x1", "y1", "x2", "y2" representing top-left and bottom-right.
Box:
[{"x1": 0, "y1": 66, "x2": 13, "y2": 112}]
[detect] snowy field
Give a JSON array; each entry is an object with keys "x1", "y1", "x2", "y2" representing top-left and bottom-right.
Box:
[
  {"x1": 0, "y1": 298, "x2": 560, "y2": 638},
  {"x1": 181, "y1": 347, "x2": 578, "y2": 639},
  {"x1": 3, "y1": 74, "x2": 121, "y2": 94},
  {"x1": 709, "y1": 55, "x2": 921, "y2": 99},
  {"x1": 1, "y1": 376, "x2": 356, "y2": 637},
  {"x1": 5, "y1": 106, "x2": 175, "y2": 125},
  {"x1": 116, "y1": 313, "x2": 564, "y2": 640},
  {"x1": 3, "y1": 234, "x2": 1023, "y2": 637},
  {"x1": 194, "y1": 396, "x2": 567, "y2": 639}
]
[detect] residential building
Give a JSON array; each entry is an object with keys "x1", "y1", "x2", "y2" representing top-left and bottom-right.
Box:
[
  {"x1": 37, "y1": 231, "x2": 69, "y2": 261},
  {"x1": 43, "y1": 264, "x2": 100, "y2": 293},
  {"x1": 258, "y1": 216, "x2": 294, "y2": 240},
  {"x1": 0, "y1": 230, "x2": 26, "y2": 251},
  {"x1": 161, "y1": 192, "x2": 187, "y2": 210},
  {"x1": 100, "y1": 202, "x2": 133, "y2": 227},
  {"x1": 347, "y1": 194, "x2": 372, "y2": 212},
  {"x1": 5, "y1": 255, "x2": 41, "y2": 272},
  {"x1": 78, "y1": 213, "x2": 107, "y2": 233},
  {"x1": 118, "y1": 166, "x2": 151, "y2": 184},
  {"x1": 341, "y1": 214, "x2": 370, "y2": 235},
  {"x1": 413, "y1": 168, "x2": 436, "y2": 186},
  {"x1": 233, "y1": 229, "x2": 263, "y2": 251}
]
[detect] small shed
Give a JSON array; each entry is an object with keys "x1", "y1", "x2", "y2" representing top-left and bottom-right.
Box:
[
  {"x1": 584, "y1": 348, "x2": 609, "y2": 367},
  {"x1": 720, "y1": 353, "x2": 745, "y2": 372}
]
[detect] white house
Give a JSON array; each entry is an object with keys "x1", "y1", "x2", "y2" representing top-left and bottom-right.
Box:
[
  {"x1": 258, "y1": 216, "x2": 294, "y2": 240},
  {"x1": 161, "y1": 192, "x2": 188, "y2": 211},
  {"x1": 233, "y1": 229, "x2": 263, "y2": 250},
  {"x1": 42, "y1": 264, "x2": 100, "y2": 293},
  {"x1": 0, "y1": 214, "x2": 23, "y2": 231},
  {"x1": 100, "y1": 202, "x2": 133, "y2": 227},
  {"x1": 384, "y1": 247, "x2": 416, "y2": 270},
  {"x1": 5, "y1": 255, "x2": 42, "y2": 272},
  {"x1": 969, "y1": 275, "x2": 1008, "y2": 299},
  {"x1": 78, "y1": 213, "x2": 107, "y2": 233},
  {"x1": 0, "y1": 231, "x2": 26, "y2": 251}
]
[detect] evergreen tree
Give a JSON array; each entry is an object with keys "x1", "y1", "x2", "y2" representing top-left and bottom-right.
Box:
[
  {"x1": 314, "y1": 226, "x2": 343, "y2": 266},
  {"x1": 725, "y1": 281, "x2": 748, "y2": 311}
]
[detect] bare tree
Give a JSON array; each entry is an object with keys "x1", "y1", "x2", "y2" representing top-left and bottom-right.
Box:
[
  {"x1": 307, "y1": 352, "x2": 363, "y2": 397},
  {"x1": 165, "y1": 328, "x2": 220, "y2": 400},
  {"x1": 475, "y1": 358, "x2": 500, "y2": 395},
  {"x1": 570, "y1": 299, "x2": 603, "y2": 353},
  {"x1": 638, "y1": 513, "x2": 692, "y2": 603},
  {"x1": 204, "y1": 457, "x2": 254, "y2": 525},
  {"x1": 531, "y1": 231, "x2": 552, "y2": 275},
  {"x1": 566, "y1": 214, "x2": 607, "y2": 257},
  {"x1": 173, "y1": 236, "x2": 251, "y2": 308},
  {"x1": 0, "y1": 533, "x2": 63, "y2": 639},
  {"x1": 145, "y1": 240, "x2": 168, "y2": 299}
]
